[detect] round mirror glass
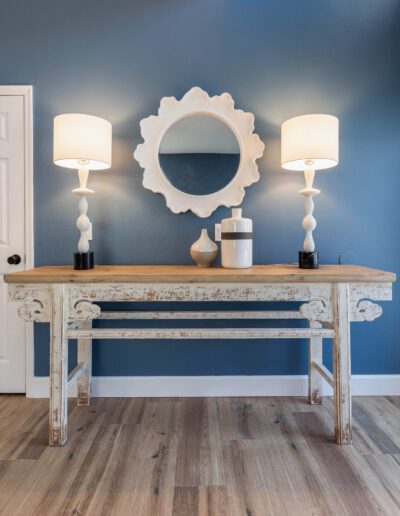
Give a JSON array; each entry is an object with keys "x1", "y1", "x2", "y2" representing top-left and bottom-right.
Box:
[{"x1": 158, "y1": 115, "x2": 240, "y2": 195}]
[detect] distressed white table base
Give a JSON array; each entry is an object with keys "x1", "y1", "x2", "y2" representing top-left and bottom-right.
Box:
[{"x1": 9, "y1": 279, "x2": 391, "y2": 446}]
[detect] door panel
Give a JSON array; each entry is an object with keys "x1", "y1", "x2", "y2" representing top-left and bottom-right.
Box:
[
  {"x1": 0, "y1": 158, "x2": 9, "y2": 245},
  {"x1": 0, "y1": 96, "x2": 26, "y2": 392}
]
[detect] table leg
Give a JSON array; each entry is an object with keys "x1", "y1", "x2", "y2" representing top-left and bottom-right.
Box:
[
  {"x1": 77, "y1": 321, "x2": 92, "y2": 405},
  {"x1": 308, "y1": 320, "x2": 323, "y2": 404},
  {"x1": 333, "y1": 283, "x2": 352, "y2": 444},
  {"x1": 49, "y1": 285, "x2": 68, "y2": 446}
]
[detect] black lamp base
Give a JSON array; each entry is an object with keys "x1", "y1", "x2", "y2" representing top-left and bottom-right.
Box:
[
  {"x1": 74, "y1": 252, "x2": 94, "y2": 270},
  {"x1": 299, "y1": 251, "x2": 319, "y2": 269}
]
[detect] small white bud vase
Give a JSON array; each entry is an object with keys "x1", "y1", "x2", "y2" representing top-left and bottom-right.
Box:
[
  {"x1": 221, "y1": 208, "x2": 253, "y2": 269},
  {"x1": 190, "y1": 229, "x2": 218, "y2": 268}
]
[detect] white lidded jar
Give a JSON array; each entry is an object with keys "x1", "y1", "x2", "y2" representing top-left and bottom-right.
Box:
[{"x1": 221, "y1": 208, "x2": 253, "y2": 269}]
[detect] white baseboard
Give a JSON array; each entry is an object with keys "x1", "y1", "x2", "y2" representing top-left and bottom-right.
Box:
[{"x1": 26, "y1": 374, "x2": 400, "y2": 399}]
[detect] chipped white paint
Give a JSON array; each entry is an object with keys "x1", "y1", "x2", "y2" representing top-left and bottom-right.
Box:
[
  {"x1": 8, "y1": 284, "x2": 51, "y2": 322},
  {"x1": 49, "y1": 285, "x2": 68, "y2": 446},
  {"x1": 77, "y1": 321, "x2": 92, "y2": 406},
  {"x1": 68, "y1": 282, "x2": 333, "y2": 304},
  {"x1": 312, "y1": 360, "x2": 334, "y2": 388},
  {"x1": 67, "y1": 361, "x2": 87, "y2": 386},
  {"x1": 351, "y1": 299, "x2": 383, "y2": 322},
  {"x1": 133, "y1": 87, "x2": 265, "y2": 217},
  {"x1": 7, "y1": 275, "x2": 393, "y2": 446},
  {"x1": 70, "y1": 299, "x2": 101, "y2": 322},
  {"x1": 308, "y1": 321, "x2": 323, "y2": 404},
  {"x1": 99, "y1": 310, "x2": 303, "y2": 320},
  {"x1": 300, "y1": 298, "x2": 332, "y2": 322},
  {"x1": 333, "y1": 283, "x2": 352, "y2": 445},
  {"x1": 17, "y1": 299, "x2": 48, "y2": 323},
  {"x1": 349, "y1": 283, "x2": 390, "y2": 322},
  {"x1": 7, "y1": 283, "x2": 51, "y2": 303},
  {"x1": 349, "y1": 282, "x2": 392, "y2": 301},
  {"x1": 65, "y1": 327, "x2": 336, "y2": 340}
]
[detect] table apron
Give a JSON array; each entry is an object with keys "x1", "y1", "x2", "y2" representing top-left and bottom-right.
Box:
[{"x1": 8, "y1": 281, "x2": 392, "y2": 325}]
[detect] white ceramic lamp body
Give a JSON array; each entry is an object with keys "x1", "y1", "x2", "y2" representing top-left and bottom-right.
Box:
[
  {"x1": 281, "y1": 114, "x2": 339, "y2": 255},
  {"x1": 53, "y1": 114, "x2": 112, "y2": 255}
]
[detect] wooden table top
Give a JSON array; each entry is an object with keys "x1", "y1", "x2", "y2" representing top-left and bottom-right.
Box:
[{"x1": 4, "y1": 264, "x2": 396, "y2": 284}]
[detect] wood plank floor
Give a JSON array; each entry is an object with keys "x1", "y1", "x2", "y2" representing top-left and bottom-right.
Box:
[{"x1": 0, "y1": 396, "x2": 400, "y2": 515}]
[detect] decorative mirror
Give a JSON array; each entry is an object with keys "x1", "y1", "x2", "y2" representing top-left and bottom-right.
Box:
[{"x1": 134, "y1": 87, "x2": 264, "y2": 217}]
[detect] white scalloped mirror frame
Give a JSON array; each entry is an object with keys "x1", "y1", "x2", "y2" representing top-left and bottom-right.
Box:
[{"x1": 133, "y1": 87, "x2": 265, "y2": 218}]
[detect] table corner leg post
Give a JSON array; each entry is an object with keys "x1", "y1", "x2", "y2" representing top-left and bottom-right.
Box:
[
  {"x1": 333, "y1": 283, "x2": 352, "y2": 445},
  {"x1": 49, "y1": 285, "x2": 68, "y2": 446},
  {"x1": 308, "y1": 320, "x2": 323, "y2": 405},
  {"x1": 77, "y1": 321, "x2": 92, "y2": 406}
]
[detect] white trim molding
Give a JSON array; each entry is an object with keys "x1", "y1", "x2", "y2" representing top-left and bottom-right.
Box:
[
  {"x1": 0, "y1": 85, "x2": 34, "y2": 395},
  {"x1": 134, "y1": 86, "x2": 265, "y2": 217},
  {"x1": 27, "y1": 374, "x2": 400, "y2": 399}
]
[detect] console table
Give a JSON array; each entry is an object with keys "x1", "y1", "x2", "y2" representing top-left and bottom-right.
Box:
[{"x1": 5, "y1": 264, "x2": 395, "y2": 446}]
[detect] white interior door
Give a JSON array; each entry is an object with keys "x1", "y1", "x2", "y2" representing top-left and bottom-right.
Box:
[{"x1": 0, "y1": 95, "x2": 26, "y2": 392}]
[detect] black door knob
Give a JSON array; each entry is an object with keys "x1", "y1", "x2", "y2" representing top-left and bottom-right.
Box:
[{"x1": 7, "y1": 254, "x2": 21, "y2": 265}]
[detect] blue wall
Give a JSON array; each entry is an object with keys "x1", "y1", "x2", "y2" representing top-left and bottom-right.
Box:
[{"x1": 1, "y1": 0, "x2": 399, "y2": 376}]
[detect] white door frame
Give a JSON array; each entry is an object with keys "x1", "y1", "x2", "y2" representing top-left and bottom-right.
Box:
[{"x1": 0, "y1": 85, "x2": 34, "y2": 395}]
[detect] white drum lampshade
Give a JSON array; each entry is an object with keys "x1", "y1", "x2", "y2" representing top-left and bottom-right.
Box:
[
  {"x1": 281, "y1": 114, "x2": 339, "y2": 171},
  {"x1": 54, "y1": 113, "x2": 112, "y2": 170}
]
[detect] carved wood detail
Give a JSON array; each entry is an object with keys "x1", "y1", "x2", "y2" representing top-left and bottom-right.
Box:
[
  {"x1": 351, "y1": 299, "x2": 383, "y2": 322},
  {"x1": 349, "y1": 284, "x2": 387, "y2": 322},
  {"x1": 299, "y1": 298, "x2": 332, "y2": 322},
  {"x1": 17, "y1": 299, "x2": 49, "y2": 322},
  {"x1": 68, "y1": 282, "x2": 332, "y2": 303},
  {"x1": 69, "y1": 300, "x2": 101, "y2": 322},
  {"x1": 9, "y1": 285, "x2": 52, "y2": 322}
]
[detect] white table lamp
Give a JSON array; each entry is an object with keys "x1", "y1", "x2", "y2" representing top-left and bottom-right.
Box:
[
  {"x1": 54, "y1": 113, "x2": 112, "y2": 269},
  {"x1": 281, "y1": 114, "x2": 339, "y2": 269}
]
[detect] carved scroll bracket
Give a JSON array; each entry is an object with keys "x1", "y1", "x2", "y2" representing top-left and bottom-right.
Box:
[
  {"x1": 18, "y1": 299, "x2": 50, "y2": 322},
  {"x1": 351, "y1": 299, "x2": 383, "y2": 322},
  {"x1": 8, "y1": 285, "x2": 52, "y2": 323},
  {"x1": 299, "y1": 298, "x2": 332, "y2": 322},
  {"x1": 69, "y1": 300, "x2": 101, "y2": 323}
]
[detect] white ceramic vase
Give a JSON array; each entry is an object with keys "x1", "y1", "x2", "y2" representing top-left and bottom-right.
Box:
[
  {"x1": 221, "y1": 208, "x2": 253, "y2": 269},
  {"x1": 190, "y1": 229, "x2": 218, "y2": 268}
]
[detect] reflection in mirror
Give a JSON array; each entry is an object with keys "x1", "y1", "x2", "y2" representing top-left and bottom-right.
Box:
[{"x1": 158, "y1": 115, "x2": 240, "y2": 196}]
